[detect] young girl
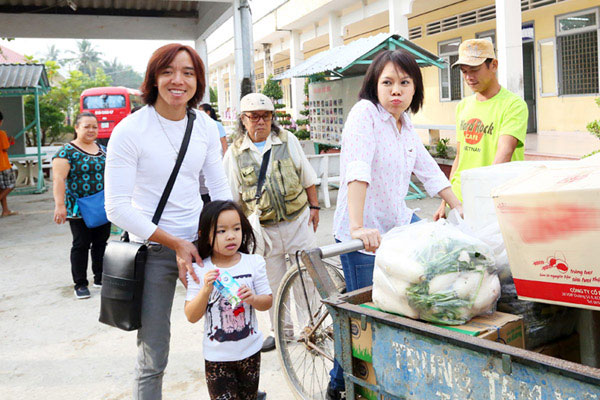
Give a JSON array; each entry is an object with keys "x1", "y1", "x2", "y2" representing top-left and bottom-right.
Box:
[{"x1": 185, "y1": 200, "x2": 273, "y2": 400}]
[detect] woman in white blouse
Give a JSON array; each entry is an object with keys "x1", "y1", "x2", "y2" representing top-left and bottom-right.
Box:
[
  {"x1": 328, "y1": 50, "x2": 462, "y2": 399},
  {"x1": 105, "y1": 44, "x2": 232, "y2": 399}
]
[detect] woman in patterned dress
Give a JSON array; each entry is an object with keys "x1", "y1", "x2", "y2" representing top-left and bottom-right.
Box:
[{"x1": 52, "y1": 112, "x2": 111, "y2": 300}]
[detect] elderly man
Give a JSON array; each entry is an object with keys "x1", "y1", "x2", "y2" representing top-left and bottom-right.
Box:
[{"x1": 222, "y1": 93, "x2": 320, "y2": 352}]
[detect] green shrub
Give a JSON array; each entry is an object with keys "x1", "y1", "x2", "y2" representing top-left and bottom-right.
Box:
[
  {"x1": 274, "y1": 103, "x2": 286, "y2": 110},
  {"x1": 299, "y1": 109, "x2": 310, "y2": 116},
  {"x1": 584, "y1": 97, "x2": 600, "y2": 158},
  {"x1": 295, "y1": 129, "x2": 310, "y2": 140},
  {"x1": 296, "y1": 118, "x2": 310, "y2": 126},
  {"x1": 435, "y1": 138, "x2": 451, "y2": 159}
]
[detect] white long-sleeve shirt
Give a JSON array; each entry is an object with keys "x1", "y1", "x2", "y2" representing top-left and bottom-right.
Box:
[
  {"x1": 105, "y1": 105, "x2": 232, "y2": 243},
  {"x1": 333, "y1": 100, "x2": 450, "y2": 242}
]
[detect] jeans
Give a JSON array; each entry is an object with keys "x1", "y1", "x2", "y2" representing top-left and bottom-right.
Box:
[
  {"x1": 68, "y1": 219, "x2": 111, "y2": 289},
  {"x1": 329, "y1": 213, "x2": 421, "y2": 390},
  {"x1": 134, "y1": 244, "x2": 179, "y2": 400}
]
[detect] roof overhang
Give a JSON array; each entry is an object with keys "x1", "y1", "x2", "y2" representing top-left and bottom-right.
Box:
[
  {"x1": 0, "y1": 64, "x2": 50, "y2": 96},
  {"x1": 0, "y1": 0, "x2": 233, "y2": 41},
  {"x1": 274, "y1": 33, "x2": 446, "y2": 80}
]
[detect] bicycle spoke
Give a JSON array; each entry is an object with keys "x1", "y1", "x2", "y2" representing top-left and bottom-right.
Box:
[{"x1": 275, "y1": 263, "x2": 345, "y2": 400}]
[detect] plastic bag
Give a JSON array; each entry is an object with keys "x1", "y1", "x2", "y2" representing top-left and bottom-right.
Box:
[
  {"x1": 373, "y1": 219, "x2": 500, "y2": 325},
  {"x1": 447, "y1": 209, "x2": 510, "y2": 281}
]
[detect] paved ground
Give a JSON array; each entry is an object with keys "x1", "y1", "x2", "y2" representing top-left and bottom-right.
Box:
[{"x1": 0, "y1": 181, "x2": 440, "y2": 399}]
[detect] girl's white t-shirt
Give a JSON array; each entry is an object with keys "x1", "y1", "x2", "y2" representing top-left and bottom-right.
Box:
[{"x1": 186, "y1": 253, "x2": 272, "y2": 362}]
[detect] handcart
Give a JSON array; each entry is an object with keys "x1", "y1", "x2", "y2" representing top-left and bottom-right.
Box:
[{"x1": 274, "y1": 239, "x2": 600, "y2": 399}]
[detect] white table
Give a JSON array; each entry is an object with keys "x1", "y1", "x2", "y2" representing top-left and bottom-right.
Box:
[{"x1": 9, "y1": 155, "x2": 43, "y2": 187}]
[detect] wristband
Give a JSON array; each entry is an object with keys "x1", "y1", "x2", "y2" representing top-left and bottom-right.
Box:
[{"x1": 309, "y1": 205, "x2": 321, "y2": 210}]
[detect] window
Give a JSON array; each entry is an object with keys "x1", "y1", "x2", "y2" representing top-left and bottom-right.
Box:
[
  {"x1": 83, "y1": 95, "x2": 126, "y2": 110},
  {"x1": 476, "y1": 30, "x2": 496, "y2": 48},
  {"x1": 556, "y1": 9, "x2": 599, "y2": 95},
  {"x1": 438, "y1": 39, "x2": 462, "y2": 101}
]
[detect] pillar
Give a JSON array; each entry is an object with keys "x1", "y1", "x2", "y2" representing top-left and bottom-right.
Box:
[
  {"x1": 263, "y1": 43, "x2": 273, "y2": 83},
  {"x1": 290, "y1": 30, "x2": 305, "y2": 119},
  {"x1": 233, "y1": 0, "x2": 255, "y2": 108},
  {"x1": 217, "y1": 66, "x2": 226, "y2": 117},
  {"x1": 389, "y1": 0, "x2": 412, "y2": 37},
  {"x1": 194, "y1": 38, "x2": 210, "y2": 104},
  {"x1": 328, "y1": 12, "x2": 343, "y2": 49},
  {"x1": 495, "y1": 0, "x2": 524, "y2": 97}
]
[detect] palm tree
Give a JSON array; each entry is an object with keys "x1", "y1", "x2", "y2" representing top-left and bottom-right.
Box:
[
  {"x1": 66, "y1": 39, "x2": 102, "y2": 76},
  {"x1": 43, "y1": 44, "x2": 62, "y2": 63}
]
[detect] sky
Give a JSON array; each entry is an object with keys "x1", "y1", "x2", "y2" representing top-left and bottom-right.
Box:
[
  {"x1": 7, "y1": 38, "x2": 195, "y2": 74},
  {"x1": 4, "y1": 0, "x2": 286, "y2": 75}
]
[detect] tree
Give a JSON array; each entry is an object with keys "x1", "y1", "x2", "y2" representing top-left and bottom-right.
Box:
[
  {"x1": 24, "y1": 64, "x2": 113, "y2": 145},
  {"x1": 24, "y1": 95, "x2": 67, "y2": 146},
  {"x1": 210, "y1": 86, "x2": 218, "y2": 103},
  {"x1": 585, "y1": 97, "x2": 600, "y2": 157},
  {"x1": 66, "y1": 39, "x2": 102, "y2": 76},
  {"x1": 101, "y1": 58, "x2": 143, "y2": 89},
  {"x1": 43, "y1": 45, "x2": 62, "y2": 63},
  {"x1": 262, "y1": 74, "x2": 283, "y2": 101}
]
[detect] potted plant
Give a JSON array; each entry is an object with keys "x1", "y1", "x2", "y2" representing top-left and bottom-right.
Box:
[{"x1": 427, "y1": 138, "x2": 455, "y2": 178}]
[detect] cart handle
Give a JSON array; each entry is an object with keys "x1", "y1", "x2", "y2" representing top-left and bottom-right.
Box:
[{"x1": 319, "y1": 239, "x2": 365, "y2": 259}]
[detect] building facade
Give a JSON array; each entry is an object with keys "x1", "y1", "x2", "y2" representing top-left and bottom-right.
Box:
[{"x1": 208, "y1": 0, "x2": 599, "y2": 155}]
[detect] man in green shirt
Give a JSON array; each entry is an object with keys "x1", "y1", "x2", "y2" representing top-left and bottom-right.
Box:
[{"x1": 434, "y1": 38, "x2": 528, "y2": 220}]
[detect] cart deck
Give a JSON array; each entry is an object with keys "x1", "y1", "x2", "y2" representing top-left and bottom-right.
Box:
[
  {"x1": 300, "y1": 241, "x2": 600, "y2": 400},
  {"x1": 323, "y1": 287, "x2": 600, "y2": 400}
]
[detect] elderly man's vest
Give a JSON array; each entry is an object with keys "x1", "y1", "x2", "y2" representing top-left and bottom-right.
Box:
[{"x1": 232, "y1": 130, "x2": 308, "y2": 224}]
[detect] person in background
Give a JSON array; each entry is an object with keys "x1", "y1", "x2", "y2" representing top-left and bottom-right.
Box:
[
  {"x1": 0, "y1": 110, "x2": 17, "y2": 217},
  {"x1": 200, "y1": 103, "x2": 228, "y2": 155},
  {"x1": 434, "y1": 38, "x2": 527, "y2": 220},
  {"x1": 52, "y1": 112, "x2": 111, "y2": 299},
  {"x1": 199, "y1": 103, "x2": 228, "y2": 205},
  {"x1": 222, "y1": 92, "x2": 320, "y2": 353},
  {"x1": 105, "y1": 43, "x2": 232, "y2": 399},
  {"x1": 328, "y1": 50, "x2": 463, "y2": 399}
]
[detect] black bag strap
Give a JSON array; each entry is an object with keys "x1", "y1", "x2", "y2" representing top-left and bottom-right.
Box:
[
  {"x1": 151, "y1": 108, "x2": 196, "y2": 225},
  {"x1": 254, "y1": 148, "x2": 272, "y2": 201}
]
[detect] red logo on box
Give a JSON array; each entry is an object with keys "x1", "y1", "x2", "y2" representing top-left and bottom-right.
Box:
[{"x1": 541, "y1": 252, "x2": 569, "y2": 274}]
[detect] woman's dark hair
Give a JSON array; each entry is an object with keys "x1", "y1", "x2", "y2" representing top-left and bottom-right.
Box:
[
  {"x1": 140, "y1": 43, "x2": 206, "y2": 108},
  {"x1": 73, "y1": 112, "x2": 97, "y2": 138},
  {"x1": 200, "y1": 103, "x2": 217, "y2": 121},
  {"x1": 358, "y1": 50, "x2": 424, "y2": 114},
  {"x1": 197, "y1": 200, "x2": 256, "y2": 259}
]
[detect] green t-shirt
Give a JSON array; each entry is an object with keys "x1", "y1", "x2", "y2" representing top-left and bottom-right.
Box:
[{"x1": 451, "y1": 87, "x2": 528, "y2": 201}]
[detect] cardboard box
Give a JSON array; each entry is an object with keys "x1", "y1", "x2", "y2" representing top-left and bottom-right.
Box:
[
  {"x1": 443, "y1": 311, "x2": 525, "y2": 349},
  {"x1": 353, "y1": 358, "x2": 377, "y2": 400},
  {"x1": 355, "y1": 304, "x2": 524, "y2": 354},
  {"x1": 350, "y1": 317, "x2": 372, "y2": 362},
  {"x1": 493, "y1": 159, "x2": 600, "y2": 310}
]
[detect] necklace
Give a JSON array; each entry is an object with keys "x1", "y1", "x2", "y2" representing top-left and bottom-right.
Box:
[{"x1": 154, "y1": 107, "x2": 187, "y2": 160}]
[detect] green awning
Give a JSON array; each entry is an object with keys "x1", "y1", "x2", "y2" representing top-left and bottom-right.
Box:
[{"x1": 274, "y1": 33, "x2": 446, "y2": 80}]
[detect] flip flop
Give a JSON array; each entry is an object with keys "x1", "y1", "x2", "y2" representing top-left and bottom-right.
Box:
[{"x1": 1, "y1": 211, "x2": 18, "y2": 217}]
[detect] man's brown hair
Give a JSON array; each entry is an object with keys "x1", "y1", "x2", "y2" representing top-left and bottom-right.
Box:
[{"x1": 140, "y1": 43, "x2": 205, "y2": 108}]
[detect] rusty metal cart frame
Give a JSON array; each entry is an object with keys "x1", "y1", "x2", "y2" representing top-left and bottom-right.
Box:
[{"x1": 275, "y1": 239, "x2": 600, "y2": 399}]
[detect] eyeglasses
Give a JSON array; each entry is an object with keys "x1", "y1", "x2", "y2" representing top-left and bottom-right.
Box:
[{"x1": 243, "y1": 112, "x2": 272, "y2": 122}]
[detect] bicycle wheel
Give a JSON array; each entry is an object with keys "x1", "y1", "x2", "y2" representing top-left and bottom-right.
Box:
[{"x1": 274, "y1": 261, "x2": 345, "y2": 400}]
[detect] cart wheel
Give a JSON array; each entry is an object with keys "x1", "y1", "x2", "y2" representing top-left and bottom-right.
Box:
[{"x1": 274, "y1": 262, "x2": 345, "y2": 400}]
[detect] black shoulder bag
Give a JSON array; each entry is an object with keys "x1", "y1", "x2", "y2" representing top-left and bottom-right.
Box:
[{"x1": 99, "y1": 108, "x2": 196, "y2": 331}]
